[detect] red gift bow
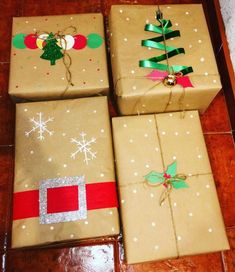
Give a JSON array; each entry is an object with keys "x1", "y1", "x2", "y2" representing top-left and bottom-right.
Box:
[
  {"x1": 13, "y1": 181, "x2": 118, "y2": 220},
  {"x1": 146, "y1": 70, "x2": 193, "y2": 88}
]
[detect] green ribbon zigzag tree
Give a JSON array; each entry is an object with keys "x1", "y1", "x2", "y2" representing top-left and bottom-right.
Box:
[{"x1": 139, "y1": 10, "x2": 193, "y2": 76}]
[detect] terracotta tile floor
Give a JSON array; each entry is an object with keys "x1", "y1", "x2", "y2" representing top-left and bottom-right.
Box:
[{"x1": 0, "y1": 0, "x2": 235, "y2": 271}]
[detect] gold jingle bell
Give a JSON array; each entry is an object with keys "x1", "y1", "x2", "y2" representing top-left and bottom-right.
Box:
[{"x1": 163, "y1": 74, "x2": 177, "y2": 87}]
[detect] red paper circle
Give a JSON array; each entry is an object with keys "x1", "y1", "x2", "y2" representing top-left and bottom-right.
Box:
[
  {"x1": 24, "y1": 34, "x2": 38, "y2": 49},
  {"x1": 73, "y1": 34, "x2": 87, "y2": 50}
]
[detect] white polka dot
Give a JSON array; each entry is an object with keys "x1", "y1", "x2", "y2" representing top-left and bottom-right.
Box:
[
  {"x1": 61, "y1": 77, "x2": 65, "y2": 80},
  {"x1": 121, "y1": 199, "x2": 125, "y2": 204},
  {"x1": 190, "y1": 114, "x2": 194, "y2": 118},
  {"x1": 25, "y1": 20, "x2": 29, "y2": 24},
  {"x1": 213, "y1": 79, "x2": 217, "y2": 83},
  {"x1": 208, "y1": 228, "x2": 213, "y2": 233},
  {"x1": 196, "y1": 192, "x2": 200, "y2": 196},
  {"x1": 130, "y1": 159, "x2": 135, "y2": 163},
  {"x1": 30, "y1": 150, "x2": 34, "y2": 154},
  {"x1": 154, "y1": 245, "x2": 159, "y2": 250},
  {"x1": 146, "y1": 19, "x2": 149, "y2": 24},
  {"x1": 189, "y1": 44, "x2": 193, "y2": 48},
  {"x1": 188, "y1": 173, "x2": 192, "y2": 177},
  {"x1": 148, "y1": 119, "x2": 152, "y2": 123},
  {"x1": 150, "y1": 193, "x2": 154, "y2": 198},
  {"x1": 93, "y1": 110, "x2": 97, "y2": 113},
  {"x1": 172, "y1": 156, "x2": 177, "y2": 160},
  {"x1": 124, "y1": 38, "x2": 128, "y2": 42},
  {"x1": 197, "y1": 154, "x2": 202, "y2": 159},
  {"x1": 174, "y1": 132, "x2": 179, "y2": 136},
  {"x1": 126, "y1": 17, "x2": 130, "y2": 21},
  {"x1": 123, "y1": 124, "x2": 127, "y2": 128},
  {"x1": 129, "y1": 139, "x2": 133, "y2": 143},
  {"x1": 131, "y1": 70, "x2": 135, "y2": 74},
  {"x1": 151, "y1": 222, "x2": 156, "y2": 227},
  {"x1": 186, "y1": 131, "x2": 190, "y2": 135},
  {"x1": 133, "y1": 189, "x2": 137, "y2": 193},
  {"x1": 194, "y1": 28, "x2": 198, "y2": 32},
  {"x1": 173, "y1": 202, "x2": 177, "y2": 207},
  {"x1": 177, "y1": 236, "x2": 182, "y2": 241},
  {"x1": 206, "y1": 184, "x2": 210, "y2": 189},
  {"x1": 169, "y1": 113, "x2": 173, "y2": 117},
  {"x1": 100, "y1": 79, "x2": 104, "y2": 82},
  {"x1": 50, "y1": 226, "x2": 54, "y2": 230},
  {"x1": 167, "y1": 6, "x2": 171, "y2": 9},
  {"x1": 175, "y1": 23, "x2": 179, "y2": 26},
  {"x1": 22, "y1": 225, "x2": 26, "y2": 229},
  {"x1": 70, "y1": 234, "x2": 74, "y2": 238},
  {"x1": 100, "y1": 129, "x2": 104, "y2": 133},
  {"x1": 132, "y1": 86, "x2": 137, "y2": 90},
  {"x1": 24, "y1": 108, "x2": 28, "y2": 112},
  {"x1": 155, "y1": 147, "x2": 159, "y2": 152},
  {"x1": 185, "y1": 11, "x2": 189, "y2": 15},
  {"x1": 170, "y1": 38, "x2": 174, "y2": 41},
  {"x1": 198, "y1": 39, "x2": 202, "y2": 43},
  {"x1": 200, "y1": 57, "x2": 205, "y2": 62},
  {"x1": 48, "y1": 157, "x2": 52, "y2": 162},
  {"x1": 145, "y1": 164, "x2": 150, "y2": 168},
  {"x1": 82, "y1": 68, "x2": 86, "y2": 72},
  {"x1": 134, "y1": 172, "x2": 138, "y2": 176},
  {"x1": 84, "y1": 221, "x2": 88, "y2": 225},
  {"x1": 144, "y1": 133, "x2": 148, "y2": 138},
  {"x1": 188, "y1": 212, "x2": 193, "y2": 217},
  {"x1": 63, "y1": 164, "x2": 67, "y2": 168},
  {"x1": 204, "y1": 72, "x2": 209, "y2": 76},
  {"x1": 161, "y1": 131, "x2": 166, "y2": 135},
  {"x1": 119, "y1": 9, "x2": 123, "y2": 13},
  {"x1": 148, "y1": 47, "x2": 152, "y2": 50},
  {"x1": 133, "y1": 237, "x2": 138, "y2": 242},
  {"x1": 109, "y1": 211, "x2": 113, "y2": 215},
  {"x1": 100, "y1": 173, "x2": 104, "y2": 177},
  {"x1": 33, "y1": 66, "x2": 37, "y2": 69},
  {"x1": 24, "y1": 184, "x2": 28, "y2": 188},
  {"x1": 66, "y1": 109, "x2": 70, "y2": 113},
  {"x1": 111, "y1": 227, "x2": 115, "y2": 232}
]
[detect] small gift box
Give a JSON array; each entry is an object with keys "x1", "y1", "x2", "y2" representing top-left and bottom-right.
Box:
[
  {"x1": 12, "y1": 97, "x2": 119, "y2": 248},
  {"x1": 112, "y1": 111, "x2": 229, "y2": 264},
  {"x1": 109, "y1": 5, "x2": 222, "y2": 115},
  {"x1": 9, "y1": 14, "x2": 109, "y2": 101}
]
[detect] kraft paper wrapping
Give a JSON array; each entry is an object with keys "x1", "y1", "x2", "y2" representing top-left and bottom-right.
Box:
[
  {"x1": 9, "y1": 14, "x2": 109, "y2": 102},
  {"x1": 109, "y1": 5, "x2": 222, "y2": 115},
  {"x1": 112, "y1": 111, "x2": 229, "y2": 264},
  {"x1": 12, "y1": 97, "x2": 119, "y2": 248}
]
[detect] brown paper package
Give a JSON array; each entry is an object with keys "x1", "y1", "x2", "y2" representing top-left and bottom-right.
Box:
[
  {"x1": 112, "y1": 111, "x2": 229, "y2": 264},
  {"x1": 109, "y1": 5, "x2": 222, "y2": 115},
  {"x1": 9, "y1": 14, "x2": 109, "y2": 102},
  {"x1": 12, "y1": 97, "x2": 119, "y2": 248}
]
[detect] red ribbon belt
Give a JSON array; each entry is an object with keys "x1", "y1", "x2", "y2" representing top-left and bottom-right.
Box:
[{"x1": 13, "y1": 181, "x2": 118, "y2": 220}]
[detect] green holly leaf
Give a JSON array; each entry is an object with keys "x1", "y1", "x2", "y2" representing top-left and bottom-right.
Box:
[
  {"x1": 166, "y1": 161, "x2": 177, "y2": 177},
  {"x1": 171, "y1": 179, "x2": 189, "y2": 189},
  {"x1": 144, "y1": 171, "x2": 164, "y2": 184}
]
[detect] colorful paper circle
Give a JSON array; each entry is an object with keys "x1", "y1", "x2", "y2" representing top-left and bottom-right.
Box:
[
  {"x1": 57, "y1": 35, "x2": 75, "y2": 50},
  {"x1": 24, "y1": 34, "x2": 38, "y2": 49},
  {"x1": 12, "y1": 33, "x2": 27, "y2": 49},
  {"x1": 73, "y1": 34, "x2": 87, "y2": 50},
  {"x1": 36, "y1": 34, "x2": 49, "y2": 49},
  {"x1": 87, "y1": 33, "x2": 103, "y2": 49}
]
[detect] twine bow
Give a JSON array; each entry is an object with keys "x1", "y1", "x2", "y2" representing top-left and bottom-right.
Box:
[{"x1": 144, "y1": 161, "x2": 189, "y2": 206}]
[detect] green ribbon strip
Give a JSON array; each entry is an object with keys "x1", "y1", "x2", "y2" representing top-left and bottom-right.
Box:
[{"x1": 139, "y1": 13, "x2": 193, "y2": 75}]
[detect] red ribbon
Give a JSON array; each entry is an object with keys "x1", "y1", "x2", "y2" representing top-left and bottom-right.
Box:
[
  {"x1": 13, "y1": 181, "x2": 118, "y2": 220},
  {"x1": 146, "y1": 69, "x2": 193, "y2": 88}
]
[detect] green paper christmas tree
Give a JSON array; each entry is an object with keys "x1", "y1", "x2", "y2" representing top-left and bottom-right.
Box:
[{"x1": 40, "y1": 33, "x2": 63, "y2": 65}]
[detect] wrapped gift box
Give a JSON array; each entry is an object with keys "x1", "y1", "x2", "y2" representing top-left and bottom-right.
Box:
[
  {"x1": 9, "y1": 14, "x2": 109, "y2": 101},
  {"x1": 112, "y1": 111, "x2": 229, "y2": 264},
  {"x1": 12, "y1": 97, "x2": 119, "y2": 248},
  {"x1": 109, "y1": 5, "x2": 222, "y2": 115}
]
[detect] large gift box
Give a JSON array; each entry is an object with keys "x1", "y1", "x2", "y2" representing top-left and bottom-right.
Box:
[
  {"x1": 109, "y1": 5, "x2": 222, "y2": 115},
  {"x1": 9, "y1": 14, "x2": 109, "y2": 101},
  {"x1": 12, "y1": 97, "x2": 119, "y2": 248},
  {"x1": 112, "y1": 111, "x2": 229, "y2": 264}
]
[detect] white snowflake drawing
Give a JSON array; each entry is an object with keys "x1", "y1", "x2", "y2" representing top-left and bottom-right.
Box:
[
  {"x1": 70, "y1": 132, "x2": 97, "y2": 165},
  {"x1": 25, "y1": 112, "x2": 54, "y2": 141}
]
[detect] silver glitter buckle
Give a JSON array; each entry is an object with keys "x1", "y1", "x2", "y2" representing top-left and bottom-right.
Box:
[{"x1": 39, "y1": 176, "x2": 87, "y2": 224}]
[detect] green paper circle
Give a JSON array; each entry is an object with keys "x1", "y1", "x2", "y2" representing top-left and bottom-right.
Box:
[
  {"x1": 87, "y1": 33, "x2": 103, "y2": 49},
  {"x1": 12, "y1": 33, "x2": 27, "y2": 49}
]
